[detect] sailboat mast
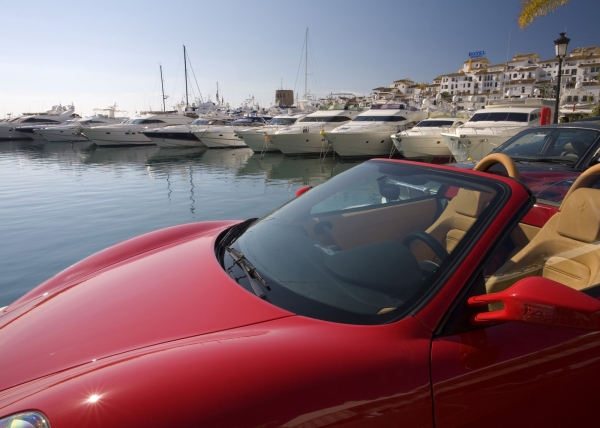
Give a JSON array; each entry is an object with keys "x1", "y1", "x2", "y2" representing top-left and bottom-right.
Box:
[
  {"x1": 216, "y1": 82, "x2": 220, "y2": 105},
  {"x1": 184, "y1": 45, "x2": 189, "y2": 109},
  {"x1": 305, "y1": 28, "x2": 308, "y2": 99},
  {"x1": 160, "y1": 63, "x2": 166, "y2": 112}
]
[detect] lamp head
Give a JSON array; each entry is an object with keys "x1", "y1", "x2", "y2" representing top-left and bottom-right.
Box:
[{"x1": 554, "y1": 32, "x2": 570, "y2": 59}]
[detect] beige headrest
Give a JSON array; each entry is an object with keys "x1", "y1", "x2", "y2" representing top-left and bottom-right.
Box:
[
  {"x1": 454, "y1": 189, "x2": 493, "y2": 218},
  {"x1": 557, "y1": 188, "x2": 600, "y2": 243}
]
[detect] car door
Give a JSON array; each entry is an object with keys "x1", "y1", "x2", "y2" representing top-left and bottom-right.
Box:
[{"x1": 430, "y1": 252, "x2": 600, "y2": 427}]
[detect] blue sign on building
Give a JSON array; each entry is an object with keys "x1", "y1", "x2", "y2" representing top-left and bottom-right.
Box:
[{"x1": 468, "y1": 51, "x2": 486, "y2": 59}]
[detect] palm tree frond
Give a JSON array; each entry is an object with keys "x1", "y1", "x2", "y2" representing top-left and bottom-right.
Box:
[{"x1": 518, "y1": 0, "x2": 571, "y2": 30}]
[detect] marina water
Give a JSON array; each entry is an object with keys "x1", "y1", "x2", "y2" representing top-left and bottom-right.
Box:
[{"x1": 0, "y1": 142, "x2": 362, "y2": 307}]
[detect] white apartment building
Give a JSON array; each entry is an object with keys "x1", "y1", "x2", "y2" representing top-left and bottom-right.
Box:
[{"x1": 372, "y1": 46, "x2": 600, "y2": 109}]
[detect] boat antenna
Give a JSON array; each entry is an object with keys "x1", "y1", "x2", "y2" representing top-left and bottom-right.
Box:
[
  {"x1": 305, "y1": 27, "x2": 308, "y2": 99},
  {"x1": 506, "y1": 27, "x2": 511, "y2": 63},
  {"x1": 216, "y1": 82, "x2": 220, "y2": 105},
  {"x1": 160, "y1": 63, "x2": 166, "y2": 112},
  {"x1": 184, "y1": 45, "x2": 189, "y2": 109}
]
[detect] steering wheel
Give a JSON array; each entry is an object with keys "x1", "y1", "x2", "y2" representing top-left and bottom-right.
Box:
[
  {"x1": 473, "y1": 153, "x2": 520, "y2": 180},
  {"x1": 313, "y1": 221, "x2": 342, "y2": 248},
  {"x1": 402, "y1": 231, "x2": 448, "y2": 262},
  {"x1": 560, "y1": 150, "x2": 578, "y2": 157}
]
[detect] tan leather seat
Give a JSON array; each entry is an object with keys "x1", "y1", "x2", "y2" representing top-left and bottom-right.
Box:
[
  {"x1": 426, "y1": 188, "x2": 494, "y2": 253},
  {"x1": 486, "y1": 187, "x2": 600, "y2": 293},
  {"x1": 408, "y1": 189, "x2": 494, "y2": 262}
]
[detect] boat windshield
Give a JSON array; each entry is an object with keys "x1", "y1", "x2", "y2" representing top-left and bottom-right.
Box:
[
  {"x1": 352, "y1": 116, "x2": 407, "y2": 122},
  {"x1": 268, "y1": 118, "x2": 298, "y2": 125},
  {"x1": 223, "y1": 160, "x2": 507, "y2": 325},
  {"x1": 469, "y1": 112, "x2": 530, "y2": 123},
  {"x1": 192, "y1": 119, "x2": 213, "y2": 125},
  {"x1": 416, "y1": 120, "x2": 457, "y2": 127},
  {"x1": 299, "y1": 116, "x2": 352, "y2": 123}
]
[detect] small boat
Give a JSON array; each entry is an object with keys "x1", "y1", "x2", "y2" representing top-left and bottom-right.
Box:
[
  {"x1": 441, "y1": 97, "x2": 554, "y2": 161},
  {"x1": 194, "y1": 116, "x2": 269, "y2": 149},
  {"x1": 234, "y1": 112, "x2": 308, "y2": 154},
  {"x1": 143, "y1": 117, "x2": 233, "y2": 148},
  {"x1": 0, "y1": 105, "x2": 78, "y2": 142},
  {"x1": 324, "y1": 103, "x2": 427, "y2": 157},
  {"x1": 392, "y1": 117, "x2": 465, "y2": 163},
  {"x1": 267, "y1": 109, "x2": 361, "y2": 156}
]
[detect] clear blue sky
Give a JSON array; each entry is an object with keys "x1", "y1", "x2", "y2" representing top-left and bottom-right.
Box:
[{"x1": 1, "y1": 0, "x2": 598, "y2": 118}]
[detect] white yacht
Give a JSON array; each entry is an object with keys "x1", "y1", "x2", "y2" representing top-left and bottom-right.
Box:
[
  {"x1": 324, "y1": 104, "x2": 427, "y2": 157},
  {"x1": 392, "y1": 117, "x2": 465, "y2": 163},
  {"x1": 194, "y1": 116, "x2": 269, "y2": 149},
  {"x1": 234, "y1": 113, "x2": 308, "y2": 153},
  {"x1": 0, "y1": 105, "x2": 78, "y2": 141},
  {"x1": 35, "y1": 105, "x2": 127, "y2": 142},
  {"x1": 82, "y1": 112, "x2": 196, "y2": 146},
  {"x1": 441, "y1": 98, "x2": 555, "y2": 161},
  {"x1": 267, "y1": 109, "x2": 361, "y2": 156},
  {"x1": 142, "y1": 117, "x2": 233, "y2": 148}
]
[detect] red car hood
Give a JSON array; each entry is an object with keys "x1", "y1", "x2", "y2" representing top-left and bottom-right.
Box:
[{"x1": 0, "y1": 221, "x2": 292, "y2": 392}]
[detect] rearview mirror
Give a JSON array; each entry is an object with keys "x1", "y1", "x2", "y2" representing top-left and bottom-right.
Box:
[{"x1": 468, "y1": 277, "x2": 600, "y2": 331}]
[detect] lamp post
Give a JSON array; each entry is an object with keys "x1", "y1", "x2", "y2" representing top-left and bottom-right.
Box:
[{"x1": 553, "y1": 32, "x2": 570, "y2": 124}]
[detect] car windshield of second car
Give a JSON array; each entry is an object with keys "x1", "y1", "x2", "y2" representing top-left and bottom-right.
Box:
[
  {"x1": 498, "y1": 128, "x2": 600, "y2": 163},
  {"x1": 223, "y1": 161, "x2": 505, "y2": 325}
]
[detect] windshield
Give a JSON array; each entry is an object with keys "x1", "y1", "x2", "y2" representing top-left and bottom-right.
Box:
[
  {"x1": 125, "y1": 119, "x2": 145, "y2": 124},
  {"x1": 416, "y1": 120, "x2": 457, "y2": 127},
  {"x1": 192, "y1": 119, "x2": 213, "y2": 125},
  {"x1": 222, "y1": 161, "x2": 506, "y2": 325},
  {"x1": 498, "y1": 127, "x2": 599, "y2": 164},
  {"x1": 299, "y1": 116, "x2": 351, "y2": 123},
  {"x1": 268, "y1": 118, "x2": 298, "y2": 125},
  {"x1": 352, "y1": 115, "x2": 407, "y2": 122},
  {"x1": 469, "y1": 112, "x2": 530, "y2": 123}
]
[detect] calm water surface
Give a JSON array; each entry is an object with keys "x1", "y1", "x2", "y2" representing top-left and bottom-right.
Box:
[{"x1": 0, "y1": 142, "x2": 363, "y2": 306}]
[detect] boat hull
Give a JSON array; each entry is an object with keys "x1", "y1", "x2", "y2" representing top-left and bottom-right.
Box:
[
  {"x1": 146, "y1": 132, "x2": 205, "y2": 148},
  {"x1": 36, "y1": 128, "x2": 88, "y2": 142},
  {"x1": 194, "y1": 130, "x2": 247, "y2": 148},
  {"x1": 83, "y1": 128, "x2": 155, "y2": 146},
  {"x1": 235, "y1": 131, "x2": 278, "y2": 153},
  {"x1": 327, "y1": 131, "x2": 394, "y2": 157},
  {"x1": 393, "y1": 134, "x2": 454, "y2": 163},
  {"x1": 441, "y1": 133, "x2": 512, "y2": 162},
  {"x1": 269, "y1": 132, "x2": 331, "y2": 156}
]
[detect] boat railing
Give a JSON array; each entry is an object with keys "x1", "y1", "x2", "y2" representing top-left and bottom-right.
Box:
[
  {"x1": 458, "y1": 125, "x2": 521, "y2": 137},
  {"x1": 486, "y1": 98, "x2": 555, "y2": 108},
  {"x1": 405, "y1": 125, "x2": 457, "y2": 136}
]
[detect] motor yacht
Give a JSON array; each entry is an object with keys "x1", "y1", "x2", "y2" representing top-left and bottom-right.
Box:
[
  {"x1": 142, "y1": 117, "x2": 234, "y2": 148},
  {"x1": 267, "y1": 109, "x2": 361, "y2": 156},
  {"x1": 82, "y1": 112, "x2": 196, "y2": 146},
  {"x1": 324, "y1": 104, "x2": 427, "y2": 157},
  {"x1": 441, "y1": 98, "x2": 555, "y2": 161},
  {"x1": 0, "y1": 105, "x2": 78, "y2": 141},
  {"x1": 35, "y1": 105, "x2": 128, "y2": 142},
  {"x1": 391, "y1": 117, "x2": 465, "y2": 163},
  {"x1": 194, "y1": 116, "x2": 269, "y2": 149},
  {"x1": 234, "y1": 113, "x2": 308, "y2": 154}
]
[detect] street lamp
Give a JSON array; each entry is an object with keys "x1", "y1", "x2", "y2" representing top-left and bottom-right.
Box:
[{"x1": 553, "y1": 32, "x2": 570, "y2": 124}]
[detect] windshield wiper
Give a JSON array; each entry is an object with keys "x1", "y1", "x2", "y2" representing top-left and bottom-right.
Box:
[
  {"x1": 225, "y1": 246, "x2": 269, "y2": 298},
  {"x1": 215, "y1": 218, "x2": 257, "y2": 254}
]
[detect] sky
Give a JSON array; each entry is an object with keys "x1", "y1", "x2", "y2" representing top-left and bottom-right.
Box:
[{"x1": 1, "y1": 0, "x2": 599, "y2": 118}]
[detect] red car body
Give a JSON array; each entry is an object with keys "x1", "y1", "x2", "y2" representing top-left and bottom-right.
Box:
[{"x1": 0, "y1": 159, "x2": 599, "y2": 427}]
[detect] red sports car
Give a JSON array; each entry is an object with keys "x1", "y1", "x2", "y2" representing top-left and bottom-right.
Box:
[{"x1": 1, "y1": 155, "x2": 599, "y2": 427}]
